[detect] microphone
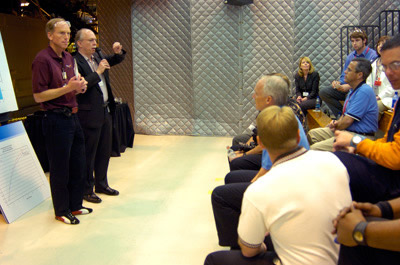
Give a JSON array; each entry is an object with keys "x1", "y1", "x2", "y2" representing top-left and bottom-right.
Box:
[{"x1": 95, "y1": 47, "x2": 104, "y2": 59}]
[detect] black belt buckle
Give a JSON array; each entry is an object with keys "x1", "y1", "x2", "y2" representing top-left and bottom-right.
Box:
[
  {"x1": 61, "y1": 107, "x2": 72, "y2": 117},
  {"x1": 52, "y1": 107, "x2": 72, "y2": 117}
]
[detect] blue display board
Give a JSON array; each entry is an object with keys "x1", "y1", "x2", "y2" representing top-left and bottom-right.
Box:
[{"x1": 0, "y1": 31, "x2": 18, "y2": 114}]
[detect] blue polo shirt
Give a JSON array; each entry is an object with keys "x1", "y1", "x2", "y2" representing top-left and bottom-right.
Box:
[
  {"x1": 339, "y1": 46, "x2": 378, "y2": 84},
  {"x1": 261, "y1": 117, "x2": 310, "y2": 170},
  {"x1": 344, "y1": 82, "x2": 378, "y2": 134}
]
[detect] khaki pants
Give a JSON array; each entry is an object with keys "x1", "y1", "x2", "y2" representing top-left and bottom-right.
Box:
[{"x1": 307, "y1": 127, "x2": 374, "y2": 151}]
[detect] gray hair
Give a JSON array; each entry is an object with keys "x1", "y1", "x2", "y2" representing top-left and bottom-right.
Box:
[
  {"x1": 352, "y1": 58, "x2": 372, "y2": 81},
  {"x1": 45, "y1": 18, "x2": 68, "y2": 34},
  {"x1": 260, "y1": 75, "x2": 289, "y2": 106}
]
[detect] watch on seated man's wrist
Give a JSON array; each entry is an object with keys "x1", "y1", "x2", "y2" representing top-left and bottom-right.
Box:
[{"x1": 350, "y1": 135, "x2": 366, "y2": 148}]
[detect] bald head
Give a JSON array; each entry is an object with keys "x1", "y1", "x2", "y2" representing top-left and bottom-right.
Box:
[{"x1": 75, "y1": 28, "x2": 97, "y2": 57}]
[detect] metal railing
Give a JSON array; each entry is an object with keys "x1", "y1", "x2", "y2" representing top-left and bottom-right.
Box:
[{"x1": 379, "y1": 10, "x2": 400, "y2": 36}]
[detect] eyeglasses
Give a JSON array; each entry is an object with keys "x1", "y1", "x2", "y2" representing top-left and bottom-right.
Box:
[
  {"x1": 382, "y1": 61, "x2": 400, "y2": 72},
  {"x1": 83, "y1": 38, "x2": 97, "y2": 43}
]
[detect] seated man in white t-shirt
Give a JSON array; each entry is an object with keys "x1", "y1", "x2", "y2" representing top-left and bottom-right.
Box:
[{"x1": 204, "y1": 106, "x2": 352, "y2": 265}]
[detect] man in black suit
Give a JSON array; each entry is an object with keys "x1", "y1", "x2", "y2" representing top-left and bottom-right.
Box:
[{"x1": 74, "y1": 28, "x2": 126, "y2": 203}]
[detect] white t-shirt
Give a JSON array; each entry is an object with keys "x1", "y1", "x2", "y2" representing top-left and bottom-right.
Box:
[{"x1": 238, "y1": 149, "x2": 352, "y2": 265}]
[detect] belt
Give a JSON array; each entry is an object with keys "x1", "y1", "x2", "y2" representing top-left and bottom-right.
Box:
[
  {"x1": 348, "y1": 130, "x2": 375, "y2": 137},
  {"x1": 47, "y1": 107, "x2": 78, "y2": 116}
]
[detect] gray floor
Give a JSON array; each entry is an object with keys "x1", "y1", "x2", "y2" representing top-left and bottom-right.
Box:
[{"x1": 0, "y1": 134, "x2": 231, "y2": 265}]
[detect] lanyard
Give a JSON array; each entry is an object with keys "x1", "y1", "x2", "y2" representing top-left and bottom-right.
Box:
[
  {"x1": 342, "y1": 83, "x2": 364, "y2": 114},
  {"x1": 364, "y1": 47, "x2": 370, "y2": 56},
  {"x1": 355, "y1": 47, "x2": 370, "y2": 58}
]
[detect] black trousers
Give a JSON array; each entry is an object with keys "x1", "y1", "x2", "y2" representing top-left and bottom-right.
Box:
[
  {"x1": 319, "y1": 86, "x2": 347, "y2": 117},
  {"x1": 43, "y1": 112, "x2": 85, "y2": 216},
  {"x1": 82, "y1": 110, "x2": 112, "y2": 194},
  {"x1": 334, "y1": 151, "x2": 400, "y2": 203},
  {"x1": 213, "y1": 170, "x2": 257, "y2": 247},
  {"x1": 225, "y1": 170, "x2": 258, "y2": 184},
  {"x1": 229, "y1": 154, "x2": 262, "y2": 171},
  {"x1": 299, "y1": 98, "x2": 316, "y2": 115},
  {"x1": 204, "y1": 250, "x2": 280, "y2": 265},
  {"x1": 339, "y1": 245, "x2": 400, "y2": 265},
  {"x1": 212, "y1": 182, "x2": 251, "y2": 247}
]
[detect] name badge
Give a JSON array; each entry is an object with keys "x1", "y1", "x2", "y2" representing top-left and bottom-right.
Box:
[
  {"x1": 62, "y1": 71, "x2": 67, "y2": 80},
  {"x1": 98, "y1": 80, "x2": 104, "y2": 87},
  {"x1": 303, "y1": 92, "x2": 309, "y2": 97}
]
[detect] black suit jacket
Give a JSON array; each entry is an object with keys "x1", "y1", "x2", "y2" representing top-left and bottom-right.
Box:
[
  {"x1": 294, "y1": 71, "x2": 320, "y2": 100},
  {"x1": 75, "y1": 50, "x2": 126, "y2": 128}
]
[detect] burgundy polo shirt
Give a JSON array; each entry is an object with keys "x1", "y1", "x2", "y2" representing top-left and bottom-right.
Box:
[{"x1": 32, "y1": 46, "x2": 77, "y2": 110}]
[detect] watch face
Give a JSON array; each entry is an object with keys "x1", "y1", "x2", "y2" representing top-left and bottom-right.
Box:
[
  {"x1": 354, "y1": 136, "x2": 362, "y2": 144},
  {"x1": 354, "y1": 231, "x2": 364, "y2": 242}
]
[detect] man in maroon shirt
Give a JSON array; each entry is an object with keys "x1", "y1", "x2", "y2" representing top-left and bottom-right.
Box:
[{"x1": 32, "y1": 18, "x2": 91, "y2": 224}]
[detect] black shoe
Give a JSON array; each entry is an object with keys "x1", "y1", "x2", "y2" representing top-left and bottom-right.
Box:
[
  {"x1": 95, "y1": 186, "x2": 119, "y2": 196},
  {"x1": 55, "y1": 213, "x2": 80, "y2": 224},
  {"x1": 83, "y1": 193, "x2": 102, "y2": 203}
]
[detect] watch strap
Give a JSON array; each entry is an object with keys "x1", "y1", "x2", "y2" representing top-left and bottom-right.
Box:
[{"x1": 352, "y1": 221, "x2": 368, "y2": 246}]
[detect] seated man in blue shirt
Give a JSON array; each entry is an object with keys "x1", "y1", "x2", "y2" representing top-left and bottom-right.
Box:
[
  {"x1": 308, "y1": 58, "x2": 378, "y2": 151},
  {"x1": 320, "y1": 28, "x2": 378, "y2": 118}
]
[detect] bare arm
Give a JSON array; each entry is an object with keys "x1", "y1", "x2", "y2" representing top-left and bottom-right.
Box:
[
  {"x1": 391, "y1": 198, "x2": 400, "y2": 219},
  {"x1": 239, "y1": 240, "x2": 266, "y2": 258},
  {"x1": 355, "y1": 198, "x2": 400, "y2": 250},
  {"x1": 245, "y1": 145, "x2": 263, "y2": 155},
  {"x1": 337, "y1": 84, "x2": 351, "y2": 93},
  {"x1": 354, "y1": 198, "x2": 400, "y2": 219},
  {"x1": 334, "y1": 200, "x2": 400, "y2": 252},
  {"x1": 364, "y1": 220, "x2": 400, "y2": 251},
  {"x1": 335, "y1": 115, "x2": 354, "y2": 130},
  {"x1": 33, "y1": 76, "x2": 87, "y2": 103}
]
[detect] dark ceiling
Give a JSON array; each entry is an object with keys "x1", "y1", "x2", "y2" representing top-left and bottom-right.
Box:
[{"x1": 0, "y1": 0, "x2": 97, "y2": 34}]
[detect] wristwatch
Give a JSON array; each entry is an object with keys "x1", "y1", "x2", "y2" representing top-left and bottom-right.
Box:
[
  {"x1": 352, "y1": 221, "x2": 368, "y2": 246},
  {"x1": 350, "y1": 135, "x2": 365, "y2": 148}
]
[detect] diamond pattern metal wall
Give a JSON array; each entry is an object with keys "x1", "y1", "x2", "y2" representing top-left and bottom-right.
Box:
[
  {"x1": 191, "y1": 1, "x2": 241, "y2": 136},
  {"x1": 133, "y1": 0, "x2": 193, "y2": 135},
  {"x1": 98, "y1": 0, "x2": 134, "y2": 117},
  {"x1": 127, "y1": 0, "x2": 400, "y2": 136},
  {"x1": 361, "y1": 0, "x2": 400, "y2": 28},
  {"x1": 240, "y1": 0, "x2": 294, "y2": 131}
]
